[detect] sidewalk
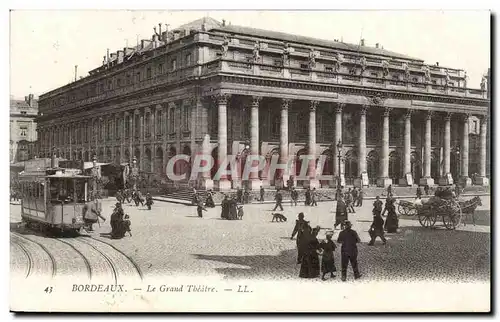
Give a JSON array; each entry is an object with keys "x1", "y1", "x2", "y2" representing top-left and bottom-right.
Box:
[{"x1": 153, "y1": 192, "x2": 490, "y2": 206}]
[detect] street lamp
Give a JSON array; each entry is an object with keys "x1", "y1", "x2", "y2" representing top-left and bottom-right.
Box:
[
  {"x1": 336, "y1": 140, "x2": 343, "y2": 200},
  {"x1": 455, "y1": 145, "x2": 461, "y2": 181}
]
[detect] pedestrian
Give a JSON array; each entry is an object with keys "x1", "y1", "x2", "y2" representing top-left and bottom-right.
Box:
[
  {"x1": 368, "y1": 211, "x2": 387, "y2": 246},
  {"x1": 311, "y1": 188, "x2": 318, "y2": 206},
  {"x1": 337, "y1": 221, "x2": 361, "y2": 281},
  {"x1": 299, "y1": 226, "x2": 321, "y2": 279},
  {"x1": 357, "y1": 188, "x2": 364, "y2": 207},
  {"x1": 290, "y1": 187, "x2": 298, "y2": 206},
  {"x1": 334, "y1": 196, "x2": 348, "y2": 230},
  {"x1": 205, "y1": 190, "x2": 215, "y2": 208},
  {"x1": 243, "y1": 188, "x2": 250, "y2": 204},
  {"x1": 273, "y1": 189, "x2": 284, "y2": 211},
  {"x1": 291, "y1": 213, "x2": 310, "y2": 264},
  {"x1": 304, "y1": 188, "x2": 311, "y2": 206},
  {"x1": 346, "y1": 191, "x2": 355, "y2": 213},
  {"x1": 424, "y1": 184, "x2": 430, "y2": 196},
  {"x1": 319, "y1": 232, "x2": 337, "y2": 280},
  {"x1": 221, "y1": 195, "x2": 229, "y2": 219},
  {"x1": 352, "y1": 188, "x2": 359, "y2": 207},
  {"x1": 116, "y1": 190, "x2": 123, "y2": 204},
  {"x1": 145, "y1": 193, "x2": 153, "y2": 210},
  {"x1": 236, "y1": 187, "x2": 243, "y2": 203},
  {"x1": 384, "y1": 197, "x2": 399, "y2": 233},
  {"x1": 416, "y1": 186, "x2": 423, "y2": 199},
  {"x1": 373, "y1": 196, "x2": 383, "y2": 217},
  {"x1": 259, "y1": 186, "x2": 265, "y2": 202},
  {"x1": 387, "y1": 184, "x2": 393, "y2": 197},
  {"x1": 228, "y1": 197, "x2": 238, "y2": 220},
  {"x1": 197, "y1": 201, "x2": 207, "y2": 218}
]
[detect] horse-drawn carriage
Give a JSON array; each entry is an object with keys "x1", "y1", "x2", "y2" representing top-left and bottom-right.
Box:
[
  {"x1": 416, "y1": 197, "x2": 462, "y2": 230},
  {"x1": 397, "y1": 195, "x2": 483, "y2": 229}
]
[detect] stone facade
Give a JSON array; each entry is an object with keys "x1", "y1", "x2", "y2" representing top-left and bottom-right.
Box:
[
  {"x1": 10, "y1": 94, "x2": 38, "y2": 162},
  {"x1": 36, "y1": 18, "x2": 490, "y2": 190}
]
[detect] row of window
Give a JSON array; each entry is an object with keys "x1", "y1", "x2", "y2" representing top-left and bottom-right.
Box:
[
  {"x1": 45, "y1": 53, "x2": 193, "y2": 109},
  {"x1": 40, "y1": 105, "x2": 192, "y2": 146}
]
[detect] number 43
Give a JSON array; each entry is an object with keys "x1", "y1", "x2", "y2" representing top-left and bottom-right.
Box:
[{"x1": 44, "y1": 286, "x2": 53, "y2": 293}]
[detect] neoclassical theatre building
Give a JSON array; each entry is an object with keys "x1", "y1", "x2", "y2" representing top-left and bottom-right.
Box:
[{"x1": 37, "y1": 17, "x2": 490, "y2": 191}]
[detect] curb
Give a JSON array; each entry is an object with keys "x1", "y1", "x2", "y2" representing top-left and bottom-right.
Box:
[{"x1": 152, "y1": 192, "x2": 490, "y2": 206}]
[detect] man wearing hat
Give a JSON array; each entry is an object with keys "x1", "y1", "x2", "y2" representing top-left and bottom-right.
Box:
[{"x1": 337, "y1": 221, "x2": 361, "y2": 281}]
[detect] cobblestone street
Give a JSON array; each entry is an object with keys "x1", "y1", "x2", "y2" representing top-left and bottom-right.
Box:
[{"x1": 10, "y1": 195, "x2": 490, "y2": 282}]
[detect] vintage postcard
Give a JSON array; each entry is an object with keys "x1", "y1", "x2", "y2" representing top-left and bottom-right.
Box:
[{"x1": 9, "y1": 10, "x2": 491, "y2": 312}]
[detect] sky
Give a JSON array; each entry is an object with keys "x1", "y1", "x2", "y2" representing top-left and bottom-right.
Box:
[{"x1": 9, "y1": 10, "x2": 490, "y2": 99}]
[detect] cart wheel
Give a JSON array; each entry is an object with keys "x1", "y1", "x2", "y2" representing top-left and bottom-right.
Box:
[
  {"x1": 418, "y1": 214, "x2": 437, "y2": 228},
  {"x1": 409, "y1": 206, "x2": 418, "y2": 216},
  {"x1": 443, "y1": 203, "x2": 462, "y2": 230},
  {"x1": 397, "y1": 204, "x2": 406, "y2": 216}
]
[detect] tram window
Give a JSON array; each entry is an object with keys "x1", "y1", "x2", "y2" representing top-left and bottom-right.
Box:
[{"x1": 75, "y1": 180, "x2": 88, "y2": 202}]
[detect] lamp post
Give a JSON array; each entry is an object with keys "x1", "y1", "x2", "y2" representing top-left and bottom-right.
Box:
[
  {"x1": 336, "y1": 140, "x2": 343, "y2": 200},
  {"x1": 92, "y1": 154, "x2": 100, "y2": 199},
  {"x1": 455, "y1": 145, "x2": 461, "y2": 182},
  {"x1": 131, "y1": 156, "x2": 139, "y2": 191}
]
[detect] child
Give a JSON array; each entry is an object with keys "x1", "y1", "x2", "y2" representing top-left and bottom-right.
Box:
[
  {"x1": 123, "y1": 214, "x2": 132, "y2": 237},
  {"x1": 237, "y1": 205, "x2": 244, "y2": 220},
  {"x1": 319, "y1": 232, "x2": 337, "y2": 280},
  {"x1": 197, "y1": 202, "x2": 207, "y2": 218}
]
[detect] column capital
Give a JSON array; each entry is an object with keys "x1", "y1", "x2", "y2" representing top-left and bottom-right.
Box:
[
  {"x1": 383, "y1": 107, "x2": 393, "y2": 117},
  {"x1": 310, "y1": 100, "x2": 319, "y2": 112},
  {"x1": 251, "y1": 96, "x2": 262, "y2": 108},
  {"x1": 360, "y1": 104, "x2": 369, "y2": 115},
  {"x1": 336, "y1": 102, "x2": 345, "y2": 113},
  {"x1": 281, "y1": 98, "x2": 291, "y2": 110},
  {"x1": 425, "y1": 110, "x2": 434, "y2": 120},
  {"x1": 444, "y1": 112, "x2": 452, "y2": 121},
  {"x1": 462, "y1": 113, "x2": 471, "y2": 122},
  {"x1": 404, "y1": 109, "x2": 413, "y2": 119},
  {"x1": 168, "y1": 102, "x2": 176, "y2": 109},
  {"x1": 211, "y1": 93, "x2": 231, "y2": 105}
]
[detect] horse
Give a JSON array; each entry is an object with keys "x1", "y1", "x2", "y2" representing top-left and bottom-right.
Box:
[{"x1": 459, "y1": 196, "x2": 482, "y2": 226}]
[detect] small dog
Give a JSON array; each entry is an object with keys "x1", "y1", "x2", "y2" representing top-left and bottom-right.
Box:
[
  {"x1": 272, "y1": 213, "x2": 287, "y2": 222},
  {"x1": 237, "y1": 206, "x2": 244, "y2": 220}
]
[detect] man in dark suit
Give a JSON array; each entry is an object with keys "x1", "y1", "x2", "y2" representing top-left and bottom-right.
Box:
[{"x1": 337, "y1": 221, "x2": 361, "y2": 281}]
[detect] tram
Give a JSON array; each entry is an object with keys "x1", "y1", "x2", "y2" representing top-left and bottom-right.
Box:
[{"x1": 17, "y1": 158, "x2": 97, "y2": 235}]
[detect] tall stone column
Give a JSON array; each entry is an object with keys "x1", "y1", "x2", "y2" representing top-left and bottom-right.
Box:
[
  {"x1": 355, "y1": 105, "x2": 368, "y2": 188},
  {"x1": 461, "y1": 114, "x2": 472, "y2": 186},
  {"x1": 334, "y1": 103, "x2": 344, "y2": 187},
  {"x1": 247, "y1": 96, "x2": 262, "y2": 190},
  {"x1": 377, "y1": 107, "x2": 392, "y2": 187},
  {"x1": 474, "y1": 116, "x2": 489, "y2": 185},
  {"x1": 214, "y1": 94, "x2": 231, "y2": 191},
  {"x1": 276, "y1": 98, "x2": 290, "y2": 189},
  {"x1": 439, "y1": 113, "x2": 453, "y2": 185},
  {"x1": 305, "y1": 100, "x2": 320, "y2": 189},
  {"x1": 400, "y1": 110, "x2": 413, "y2": 186},
  {"x1": 420, "y1": 111, "x2": 435, "y2": 186}
]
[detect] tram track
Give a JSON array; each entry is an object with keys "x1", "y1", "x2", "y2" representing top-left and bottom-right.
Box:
[
  {"x1": 10, "y1": 240, "x2": 32, "y2": 279},
  {"x1": 10, "y1": 233, "x2": 57, "y2": 278}
]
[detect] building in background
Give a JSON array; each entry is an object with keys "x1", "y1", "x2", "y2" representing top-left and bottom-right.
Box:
[
  {"x1": 36, "y1": 17, "x2": 490, "y2": 190},
  {"x1": 10, "y1": 94, "x2": 38, "y2": 162}
]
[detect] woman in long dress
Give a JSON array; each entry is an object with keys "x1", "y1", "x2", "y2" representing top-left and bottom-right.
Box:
[
  {"x1": 320, "y1": 232, "x2": 337, "y2": 280},
  {"x1": 299, "y1": 226, "x2": 321, "y2": 279},
  {"x1": 384, "y1": 198, "x2": 399, "y2": 233}
]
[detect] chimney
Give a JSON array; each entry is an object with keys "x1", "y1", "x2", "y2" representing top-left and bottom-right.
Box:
[
  {"x1": 141, "y1": 39, "x2": 152, "y2": 49},
  {"x1": 124, "y1": 47, "x2": 134, "y2": 56},
  {"x1": 375, "y1": 43, "x2": 379, "y2": 48},
  {"x1": 360, "y1": 39, "x2": 365, "y2": 46},
  {"x1": 102, "y1": 55, "x2": 107, "y2": 65},
  {"x1": 110, "y1": 53, "x2": 117, "y2": 61},
  {"x1": 158, "y1": 23, "x2": 162, "y2": 35},
  {"x1": 117, "y1": 50, "x2": 124, "y2": 63},
  {"x1": 28, "y1": 94, "x2": 34, "y2": 107},
  {"x1": 436, "y1": 62, "x2": 439, "y2": 66},
  {"x1": 222, "y1": 19, "x2": 226, "y2": 26}
]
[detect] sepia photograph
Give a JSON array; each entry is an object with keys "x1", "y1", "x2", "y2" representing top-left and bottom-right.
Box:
[{"x1": 8, "y1": 9, "x2": 491, "y2": 312}]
